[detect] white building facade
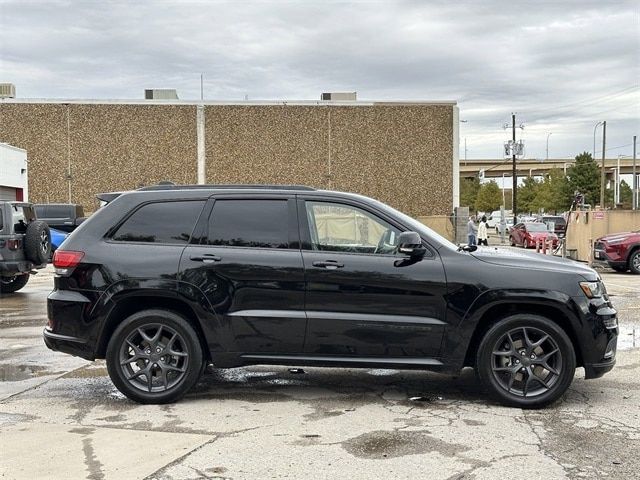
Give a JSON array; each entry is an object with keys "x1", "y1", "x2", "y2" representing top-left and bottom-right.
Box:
[{"x1": 0, "y1": 143, "x2": 28, "y2": 201}]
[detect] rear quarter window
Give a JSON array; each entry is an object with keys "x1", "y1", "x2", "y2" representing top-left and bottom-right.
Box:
[{"x1": 112, "y1": 200, "x2": 206, "y2": 244}]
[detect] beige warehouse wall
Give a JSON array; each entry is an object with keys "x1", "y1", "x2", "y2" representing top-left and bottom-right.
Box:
[
  {"x1": 566, "y1": 210, "x2": 640, "y2": 262},
  {"x1": 0, "y1": 103, "x2": 198, "y2": 211},
  {"x1": 417, "y1": 215, "x2": 455, "y2": 242},
  {"x1": 205, "y1": 104, "x2": 453, "y2": 216},
  {"x1": 1, "y1": 102, "x2": 453, "y2": 216}
]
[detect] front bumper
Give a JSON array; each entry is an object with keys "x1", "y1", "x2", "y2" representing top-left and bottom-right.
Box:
[{"x1": 575, "y1": 294, "x2": 618, "y2": 379}]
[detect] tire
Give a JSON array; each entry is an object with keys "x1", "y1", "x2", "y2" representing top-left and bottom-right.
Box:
[
  {"x1": 476, "y1": 314, "x2": 576, "y2": 408},
  {"x1": 509, "y1": 236, "x2": 516, "y2": 247},
  {"x1": 611, "y1": 265, "x2": 628, "y2": 273},
  {"x1": 106, "y1": 309, "x2": 203, "y2": 404},
  {"x1": 0, "y1": 274, "x2": 30, "y2": 293},
  {"x1": 629, "y1": 250, "x2": 640, "y2": 275},
  {"x1": 24, "y1": 220, "x2": 51, "y2": 264}
]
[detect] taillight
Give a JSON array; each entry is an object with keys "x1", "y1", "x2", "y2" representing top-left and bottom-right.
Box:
[
  {"x1": 7, "y1": 239, "x2": 21, "y2": 250},
  {"x1": 53, "y1": 250, "x2": 84, "y2": 275}
]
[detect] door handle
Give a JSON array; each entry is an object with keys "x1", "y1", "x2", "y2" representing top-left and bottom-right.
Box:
[
  {"x1": 312, "y1": 260, "x2": 344, "y2": 270},
  {"x1": 190, "y1": 254, "x2": 222, "y2": 263}
]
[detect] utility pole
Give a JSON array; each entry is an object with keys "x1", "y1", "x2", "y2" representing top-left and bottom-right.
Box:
[
  {"x1": 512, "y1": 113, "x2": 517, "y2": 224},
  {"x1": 633, "y1": 135, "x2": 637, "y2": 210},
  {"x1": 600, "y1": 121, "x2": 606, "y2": 209}
]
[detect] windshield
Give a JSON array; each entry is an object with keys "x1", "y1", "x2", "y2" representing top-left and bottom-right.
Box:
[
  {"x1": 526, "y1": 223, "x2": 549, "y2": 232},
  {"x1": 369, "y1": 199, "x2": 458, "y2": 251}
]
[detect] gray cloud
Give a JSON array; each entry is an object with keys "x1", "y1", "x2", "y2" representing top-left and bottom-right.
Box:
[{"x1": 1, "y1": 0, "x2": 638, "y2": 159}]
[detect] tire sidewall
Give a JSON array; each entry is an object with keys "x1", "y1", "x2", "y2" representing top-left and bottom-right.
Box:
[
  {"x1": 477, "y1": 314, "x2": 576, "y2": 408},
  {"x1": 0, "y1": 274, "x2": 30, "y2": 293},
  {"x1": 629, "y1": 250, "x2": 640, "y2": 275},
  {"x1": 106, "y1": 309, "x2": 203, "y2": 404},
  {"x1": 24, "y1": 220, "x2": 51, "y2": 264}
]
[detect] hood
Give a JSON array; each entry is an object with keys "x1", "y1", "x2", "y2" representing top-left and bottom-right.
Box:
[
  {"x1": 470, "y1": 247, "x2": 597, "y2": 279},
  {"x1": 598, "y1": 231, "x2": 640, "y2": 243},
  {"x1": 528, "y1": 231, "x2": 557, "y2": 239}
]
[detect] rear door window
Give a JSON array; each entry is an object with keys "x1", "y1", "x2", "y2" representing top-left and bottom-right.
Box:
[
  {"x1": 112, "y1": 200, "x2": 205, "y2": 244},
  {"x1": 207, "y1": 200, "x2": 289, "y2": 248}
]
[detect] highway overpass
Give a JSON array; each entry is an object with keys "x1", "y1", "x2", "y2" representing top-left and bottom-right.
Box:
[{"x1": 460, "y1": 158, "x2": 638, "y2": 179}]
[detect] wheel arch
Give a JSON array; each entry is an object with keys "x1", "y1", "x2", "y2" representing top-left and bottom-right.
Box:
[
  {"x1": 463, "y1": 301, "x2": 584, "y2": 368},
  {"x1": 626, "y1": 243, "x2": 640, "y2": 267},
  {"x1": 95, "y1": 292, "x2": 210, "y2": 362}
]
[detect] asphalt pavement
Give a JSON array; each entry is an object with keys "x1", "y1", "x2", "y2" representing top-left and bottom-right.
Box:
[{"x1": 0, "y1": 261, "x2": 638, "y2": 480}]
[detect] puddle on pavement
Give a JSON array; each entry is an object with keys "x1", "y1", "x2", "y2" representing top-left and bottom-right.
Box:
[
  {"x1": 0, "y1": 363, "x2": 50, "y2": 381},
  {"x1": 618, "y1": 325, "x2": 640, "y2": 350},
  {"x1": 341, "y1": 430, "x2": 469, "y2": 459}
]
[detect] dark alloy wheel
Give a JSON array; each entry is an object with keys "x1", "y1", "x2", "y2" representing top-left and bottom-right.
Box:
[
  {"x1": 106, "y1": 309, "x2": 203, "y2": 404},
  {"x1": 477, "y1": 314, "x2": 576, "y2": 408},
  {"x1": 629, "y1": 250, "x2": 640, "y2": 275},
  {"x1": 0, "y1": 274, "x2": 30, "y2": 293}
]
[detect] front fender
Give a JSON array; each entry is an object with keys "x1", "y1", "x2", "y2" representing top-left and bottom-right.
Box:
[{"x1": 442, "y1": 288, "x2": 584, "y2": 369}]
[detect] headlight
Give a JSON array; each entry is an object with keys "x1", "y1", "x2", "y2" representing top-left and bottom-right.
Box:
[{"x1": 580, "y1": 281, "x2": 603, "y2": 298}]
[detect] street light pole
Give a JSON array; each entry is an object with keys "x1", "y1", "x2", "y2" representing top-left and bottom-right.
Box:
[
  {"x1": 633, "y1": 135, "x2": 637, "y2": 210},
  {"x1": 600, "y1": 121, "x2": 606, "y2": 208},
  {"x1": 593, "y1": 121, "x2": 603, "y2": 161},
  {"x1": 546, "y1": 132, "x2": 552, "y2": 161},
  {"x1": 502, "y1": 172, "x2": 506, "y2": 207},
  {"x1": 512, "y1": 113, "x2": 517, "y2": 224}
]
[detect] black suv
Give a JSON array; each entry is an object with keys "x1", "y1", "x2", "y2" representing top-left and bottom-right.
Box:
[
  {"x1": 1, "y1": 201, "x2": 51, "y2": 293},
  {"x1": 44, "y1": 185, "x2": 618, "y2": 407}
]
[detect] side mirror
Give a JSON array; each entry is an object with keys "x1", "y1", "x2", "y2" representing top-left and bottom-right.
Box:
[{"x1": 397, "y1": 231, "x2": 427, "y2": 258}]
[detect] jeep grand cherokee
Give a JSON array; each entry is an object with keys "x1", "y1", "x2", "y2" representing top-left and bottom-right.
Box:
[{"x1": 44, "y1": 185, "x2": 618, "y2": 407}]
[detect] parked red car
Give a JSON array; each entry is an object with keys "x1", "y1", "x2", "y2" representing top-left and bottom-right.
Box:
[
  {"x1": 593, "y1": 231, "x2": 640, "y2": 274},
  {"x1": 509, "y1": 222, "x2": 558, "y2": 248}
]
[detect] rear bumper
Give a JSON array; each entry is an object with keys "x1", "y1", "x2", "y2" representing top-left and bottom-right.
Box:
[
  {"x1": 43, "y1": 328, "x2": 94, "y2": 360},
  {"x1": 44, "y1": 288, "x2": 98, "y2": 360},
  {"x1": 0, "y1": 260, "x2": 37, "y2": 275}
]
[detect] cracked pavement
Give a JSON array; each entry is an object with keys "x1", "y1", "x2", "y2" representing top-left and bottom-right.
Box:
[{"x1": 0, "y1": 265, "x2": 638, "y2": 479}]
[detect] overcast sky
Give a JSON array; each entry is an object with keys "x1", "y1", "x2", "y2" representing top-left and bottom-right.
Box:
[{"x1": 1, "y1": 0, "x2": 638, "y2": 160}]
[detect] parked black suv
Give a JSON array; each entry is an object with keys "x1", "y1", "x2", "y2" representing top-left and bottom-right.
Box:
[
  {"x1": 1, "y1": 201, "x2": 51, "y2": 293},
  {"x1": 44, "y1": 185, "x2": 618, "y2": 407}
]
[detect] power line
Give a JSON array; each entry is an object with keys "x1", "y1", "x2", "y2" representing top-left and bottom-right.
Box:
[{"x1": 524, "y1": 85, "x2": 638, "y2": 117}]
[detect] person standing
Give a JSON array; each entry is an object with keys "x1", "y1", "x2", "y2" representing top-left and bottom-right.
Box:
[
  {"x1": 477, "y1": 215, "x2": 489, "y2": 246},
  {"x1": 467, "y1": 216, "x2": 477, "y2": 246}
]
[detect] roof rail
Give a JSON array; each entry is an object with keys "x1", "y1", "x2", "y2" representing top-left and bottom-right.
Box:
[{"x1": 136, "y1": 184, "x2": 316, "y2": 192}]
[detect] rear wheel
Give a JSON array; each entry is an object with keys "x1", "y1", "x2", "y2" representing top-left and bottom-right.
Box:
[
  {"x1": 629, "y1": 250, "x2": 640, "y2": 275},
  {"x1": 476, "y1": 314, "x2": 576, "y2": 408},
  {"x1": 106, "y1": 309, "x2": 203, "y2": 404},
  {"x1": 0, "y1": 274, "x2": 30, "y2": 293},
  {"x1": 509, "y1": 236, "x2": 516, "y2": 247}
]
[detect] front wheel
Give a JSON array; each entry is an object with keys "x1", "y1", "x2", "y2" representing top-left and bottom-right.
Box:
[
  {"x1": 106, "y1": 309, "x2": 203, "y2": 404},
  {"x1": 476, "y1": 314, "x2": 576, "y2": 408}
]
